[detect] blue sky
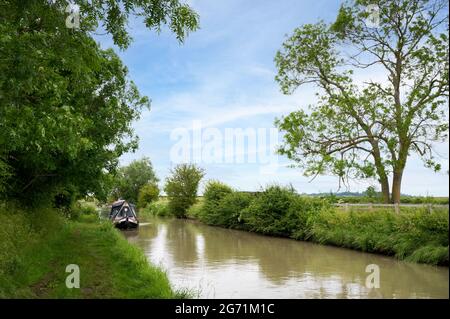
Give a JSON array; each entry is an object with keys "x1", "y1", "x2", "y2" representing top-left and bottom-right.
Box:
[{"x1": 96, "y1": 0, "x2": 448, "y2": 196}]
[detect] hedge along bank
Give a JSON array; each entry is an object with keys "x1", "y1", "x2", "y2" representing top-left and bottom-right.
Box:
[{"x1": 190, "y1": 183, "x2": 449, "y2": 266}]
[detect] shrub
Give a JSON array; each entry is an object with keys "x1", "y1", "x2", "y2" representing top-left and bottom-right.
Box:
[
  {"x1": 198, "y1": 181, "x2": 257, "y2": 228},
  {"x1": 140, "y1": 200, "x2": 170, "y2": 218},
  {"x1": 288, "y1": 196, "x2": 330, "y2": 240},
  {"x1": 203, "y1": 180, "x2": 233, "y2": 202},
  {"x1": 137, "y1": 183, "x2": 160, "y2": 208},
  {"x1": 199, "y1": 181, "x2": 233, "y2": 222},
  {"x1": 187, "y1": 201, "x2": 203, "y2": 218},
  {"x1": 69, "y1": 201, "x2": 98, "y2": 220},
  {"x1": 164, "y1": 164, "x2": 204, "y2": 218},
  {"x1": 215, "y1": 192, "x2": 253, "y2": 228},
  {"x1": 241, "y1": 185, "x2": 297, "y2": 236}
]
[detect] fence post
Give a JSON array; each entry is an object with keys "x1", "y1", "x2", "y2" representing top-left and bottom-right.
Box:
[
  {"x1": 369, "y1": 203, "x2": 373, "y2": 212},
  {"x1": 428, "y1": 204, "x2": 432, "y2": 214},
  {"x1": 394, "y1": 203, "x2": 399, "y2": 214},
  {"x1": 345, "y1": 203, "x2": 349, "y2": 213}
]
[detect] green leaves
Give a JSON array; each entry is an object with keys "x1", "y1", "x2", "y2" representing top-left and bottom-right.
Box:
[
  {"x1": 164, "y1": 164, "x2": 204, "y2": 218},
  {"x1": 275, "y1": 22, "x2": 345, "y2": 95},
  {"x1": 77, "y1": 0, "x2": 200, "y2": 49},
  {"x1": 137, "y1": 182, "x2": 160, "y2": 209},
  {"x1": 331, "y1": 5, "x2": 356, "y2": 39},
  {"x1": 113, "y1": 158, "x2": 159, "y2": 204},
  {"x1": 274, "y1": 0, "x2": 449, "y2": 202},
  {"x1": 0, "y1": 0, "x2": 199, "y2": 205}
]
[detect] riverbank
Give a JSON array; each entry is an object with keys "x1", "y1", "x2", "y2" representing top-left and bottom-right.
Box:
[
  {"x1": 0, "y1": 204, "x2": 180, "y2": 298},
  {"x1": 143, "y1": 185, "x2": 449, "y2": 266}
]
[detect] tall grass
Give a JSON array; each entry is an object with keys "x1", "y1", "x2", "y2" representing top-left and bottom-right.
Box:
[
  {"x1": 311, "y1": 208, "x2": 448, "y2": 265},
  {"x1": 0, "y1": 202, "x2": 180, "y2": 298},
  {"x1": 0, "y1": 203, "x2": 66, "y2": 297}
]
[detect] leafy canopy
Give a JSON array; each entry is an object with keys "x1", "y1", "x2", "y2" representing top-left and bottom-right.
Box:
[
  {"x1": 164, "y1": 163, "x2": 204, "y2": 218},
  {"x1": 275, "y1": 0, "x2": 448, "y2": 202},
  {"x1": 0, "y1": 0, "x2": 199, "y2": 205},
  {"x1": 137, "y1": 182, "x2": 160, "y2": 208},
  {"x1": 114, "y1": 158, "x2": 159, "y2": 204}
]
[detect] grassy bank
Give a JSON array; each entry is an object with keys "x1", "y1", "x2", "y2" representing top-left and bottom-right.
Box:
[
  {"x1": 157, "y1": 182, "x2": 448, "y2": 266},
  {"x1": 0, "y1": 204, "x2": 179, "y2": 298}
]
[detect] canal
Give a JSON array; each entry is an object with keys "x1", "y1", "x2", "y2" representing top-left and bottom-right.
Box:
[{"x1": 124, "y1": 218, "x2": 449, "y2": 298}]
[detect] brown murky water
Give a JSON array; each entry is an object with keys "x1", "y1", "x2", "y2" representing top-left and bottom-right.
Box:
[{"x1": 125, "y1": 218, "x2": 449, "y2": 299}]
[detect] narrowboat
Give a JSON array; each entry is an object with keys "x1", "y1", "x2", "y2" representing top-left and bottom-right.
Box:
[{"x1": 109, "y1": 200, "x2": 139, "y2": 229}]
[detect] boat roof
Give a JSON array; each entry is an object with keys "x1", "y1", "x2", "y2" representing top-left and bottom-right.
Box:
[
  {"x1": 112, "y1": 200, "x2": 126, "y2": 208},
  {"x1": 111, "y1": 200, "x2": 136, "y2": 208}
]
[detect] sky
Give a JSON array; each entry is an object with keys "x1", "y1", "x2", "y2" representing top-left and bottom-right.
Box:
[{"x1": 96, "y1": 0, "x2": 448, "y2": 196}]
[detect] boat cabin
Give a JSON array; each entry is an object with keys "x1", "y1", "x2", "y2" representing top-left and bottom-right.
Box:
[{"x1": 109, "y1": 200, "x2": 139, "y2": 229}]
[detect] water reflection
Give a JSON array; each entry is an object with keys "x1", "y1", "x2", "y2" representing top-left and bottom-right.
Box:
[{"x1": 125, "y1": 218, "x2": 449, "y2": 298}]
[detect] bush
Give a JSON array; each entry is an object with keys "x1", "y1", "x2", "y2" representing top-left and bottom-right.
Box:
[
  {"x1": 288, "y1": 196, "x2": 330, "y2": 240},
  {"x1": 198, "y1": 181, "x2": 256, "y2": 228},
  {"x1": 199, "y1": 181, "x2": 233, "y2": 222},
  {"x1": 214, "y1": 192, "x2": 253, "y2": 228},
  {"x1": 137, "y1": 183, "x2": 160, "y2": 208},
  {"x1": 203, "y1": 180, "x2": 233, "y2": 202},
  {"x1": 241, "y1": 185, "x2": 297, "y2": 236},
  {"x1": 197, "y1": 184, "x2": 329, "y2": 236},
  {"x1": 71, "y1": 201, "x2": 98, "y2": 219},
  {"x1": 187, "y1": 200, "x2": 203, "y2": 218},
  {"x1": 239, "y1": 185, "x2": 330, "y2": 238},
  {"x1": 140, "y1": 201, "x2": 171, "y2": 218},
  {"x1": 164, "y1": 164, "x2": 204, "y2": 218}
]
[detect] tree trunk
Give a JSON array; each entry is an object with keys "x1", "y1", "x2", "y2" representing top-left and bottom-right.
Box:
[
  {"x1": 379, "y1": 175, "x2": 391, "y2": 203},
  {"x1": 372, "y1": 145, "x2": 391, "y2": 203},
  {"x1": 391, "y1": 169, "x2": 404, "y2": 204}
]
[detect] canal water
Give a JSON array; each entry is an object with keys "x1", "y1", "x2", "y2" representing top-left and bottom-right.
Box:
[{"x1": 124, "y1": 218, "x2": 449, "y2": 298}]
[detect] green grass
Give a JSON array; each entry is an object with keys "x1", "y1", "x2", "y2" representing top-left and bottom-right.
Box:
[
  {"x1": 0, "y1": 204, "x2": 180, "y2": 298},
  {"x1": 310, "y1": 208, "x2": 449, "y2": 265}
]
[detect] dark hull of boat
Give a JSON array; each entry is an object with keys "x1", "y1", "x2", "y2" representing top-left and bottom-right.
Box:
[{"x1": 114, "y1": 220, "x2": 139, "y2": 230}]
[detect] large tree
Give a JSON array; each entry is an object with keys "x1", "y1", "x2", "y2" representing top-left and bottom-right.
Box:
[
  {"x1": 274, "y1": 0, "x2": 448, "y2": 203},
  {"x1": 0, "y1": 0, "x2": 198, "y2": 205},
  {"x1": 164, "y1": 163, "x2": 204, "y2": 218},
  {"x1": 113, "y1": 157, "x2": 159, "y2": 204}
]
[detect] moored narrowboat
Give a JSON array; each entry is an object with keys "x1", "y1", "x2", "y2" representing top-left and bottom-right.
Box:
[{"x1": 109, "y1": 200, "x2": 139, "y2": 229}]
